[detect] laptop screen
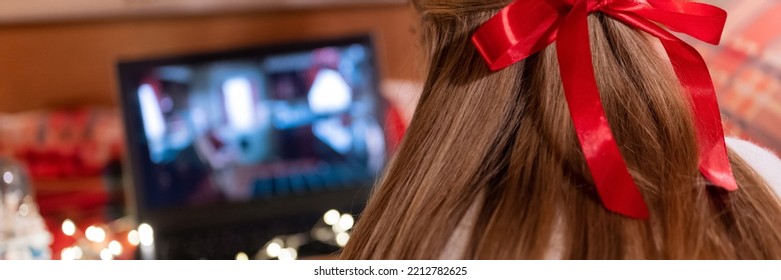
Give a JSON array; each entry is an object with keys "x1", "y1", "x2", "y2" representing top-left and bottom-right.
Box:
[{"x1": 118, "y1": 36, "x2": 386, "y2": 217}]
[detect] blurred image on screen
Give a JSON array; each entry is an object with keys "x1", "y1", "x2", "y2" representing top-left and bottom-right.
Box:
[{"x1": 132, "y1": 44, "x2": 385, "y2": 211}]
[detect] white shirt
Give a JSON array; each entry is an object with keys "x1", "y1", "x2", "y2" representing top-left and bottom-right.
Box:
[{"x1": 726, "y1": 137, "x2": 781, "y2": 194}]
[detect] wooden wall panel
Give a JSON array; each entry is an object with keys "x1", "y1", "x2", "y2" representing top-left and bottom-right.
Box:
[
  {"x1": 0, "y1": 0, "x2": 404, "y2": 23},
  {"x1": 0, "y1": 4, "x2": 422, "y2": 112}
]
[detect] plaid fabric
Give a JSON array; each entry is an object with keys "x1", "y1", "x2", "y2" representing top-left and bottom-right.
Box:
[{"x1": 697, "y1": 0, "x2": 781, "y2": 155}]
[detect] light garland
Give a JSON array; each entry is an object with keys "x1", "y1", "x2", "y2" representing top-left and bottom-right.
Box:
[
  {"x1": 252, "y1": 209, "x2": 354, "y2": 260},
  {"x1": 57, "y1": 216, "x2": 144, "y2": 260}
]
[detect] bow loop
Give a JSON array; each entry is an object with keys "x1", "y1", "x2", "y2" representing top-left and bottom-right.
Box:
[
  {"x1": 471, "y1": 0, "x2": 737, "y2": 218},
  {"x1": 608, "y1": 0, "x2": 727, "y2": 44},
  {"x1": 472, "y1": 0, "x2": 561, "y2": 71}
]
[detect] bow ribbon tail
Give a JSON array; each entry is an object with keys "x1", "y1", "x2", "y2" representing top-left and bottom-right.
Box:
[
  {"x1": 557, "y1": 1, "x2": 649, "y2": 219},
  {"x1": 607, "y1": 11, "x2": 738, "y2": 191},
  {"x1": 662, "y1": 39, "x2": 738, "y2": 190}
]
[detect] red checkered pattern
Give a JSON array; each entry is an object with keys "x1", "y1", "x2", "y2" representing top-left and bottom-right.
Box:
[{"x1": 694, "y1": 0, "x2": 781, "y2": 155}]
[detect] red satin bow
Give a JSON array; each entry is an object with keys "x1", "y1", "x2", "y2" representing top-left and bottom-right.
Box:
[{"x1": 472, "y1": 0, "x2": 737, "y2": 219}]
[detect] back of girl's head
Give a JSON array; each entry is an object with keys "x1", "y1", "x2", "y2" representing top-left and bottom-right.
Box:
[{"x1": 341, "y1": 0, "x2": 781, "y2": 259}]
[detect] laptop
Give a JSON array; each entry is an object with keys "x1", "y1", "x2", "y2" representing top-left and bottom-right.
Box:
[{"x1": 117, "y1": 35, "x2": 387, "y2": 259}]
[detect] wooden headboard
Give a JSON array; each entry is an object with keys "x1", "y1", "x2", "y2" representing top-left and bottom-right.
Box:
[{"x1": 0, "y1": 4, "x2": 422, "y2": 112}]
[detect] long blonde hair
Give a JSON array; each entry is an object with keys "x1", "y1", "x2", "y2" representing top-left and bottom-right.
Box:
[{"x1": 341, "y1": 0, "x2": 781, "y2": 259}]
